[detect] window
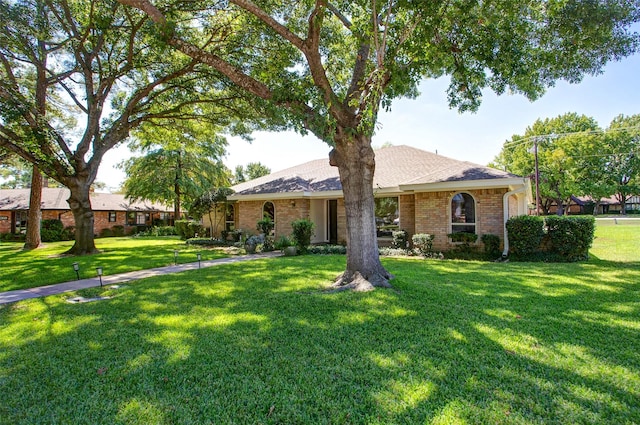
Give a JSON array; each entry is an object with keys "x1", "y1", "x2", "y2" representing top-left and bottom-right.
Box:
[
  {"x1": 225, "y1": 204, "x2": 235, "y2": 231},
  {"x1": 127, "y1": 212, "x2": 136, "y2": 226},
  {"x1": 136, "y1": 213, "x2": 148, "y2": 225},
  {"x1": 375, "y1": 197, "x2": 399, "y2": 237},
  {"x1": 262, "y1": 201, "x2": 275, "y2": 235},
  {"x1": 108, "y1": 211, "x2": 117, "y2": 222},
  {"x1": 451, "y1": 193, "x2": 476, "y2": 234}
]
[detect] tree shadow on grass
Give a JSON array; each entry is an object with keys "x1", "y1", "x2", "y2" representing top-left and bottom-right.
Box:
[{"x1": 0, "y1": 256, "x2": 639, "y2": 424}]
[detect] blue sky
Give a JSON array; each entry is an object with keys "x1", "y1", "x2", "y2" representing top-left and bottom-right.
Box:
[{"x1": 98, "y1": 52, "x2": 640, "y2": 191}]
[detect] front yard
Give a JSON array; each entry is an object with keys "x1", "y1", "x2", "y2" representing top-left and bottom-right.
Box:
[{"x1": 0, "y1": 223, "x2": 638, "y2": 424}]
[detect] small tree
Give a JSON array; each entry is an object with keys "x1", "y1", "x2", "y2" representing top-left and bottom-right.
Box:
[
  {"x1": 190, "y1": 188, "x2": 234, "y2": 238},
  {"x1": 257, "y1": 216, "x2": 275, "y2": 251},
  {"x1": 291, "y1": 219, "x2": 315, "y2": 254}
]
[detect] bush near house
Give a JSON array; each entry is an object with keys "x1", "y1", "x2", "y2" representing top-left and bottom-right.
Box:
[
  {"x1": 481, "y1": 234, "x2": 501, "y2": 259},
  {"x1": 40, "y1": 219, "x2": 74, "y2": 242},
  {"x1": 175, "y1": 220, "x2": 205, "y2": 240},
  {"x1": 506, "y1": 215, "x2": 545, "y2": 256},
  {"x1": 507, "y1": 215, "x2": 596, "y2": 262},
  {"x1": 545, "y1": 216, "x2": 595, "y2": 261},
  {"x1": 291, "y1": 219, "x2": 315, "y2": 254}
]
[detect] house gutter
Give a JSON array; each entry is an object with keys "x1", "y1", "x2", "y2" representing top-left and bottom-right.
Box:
[{"x1": 502, "y1": 186, "x2": 528, "y2": 257}]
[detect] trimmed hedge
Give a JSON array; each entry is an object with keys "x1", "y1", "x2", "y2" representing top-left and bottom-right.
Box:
[
  {"x1": 506, "y1": 215, "x2": 595, "y2": 262},
  {"x1": 545, "y1": 216, "x2": 595, "y2": 261},
  {"x1": 506, "y1": 215, "x2": 545, "y2": 256}
]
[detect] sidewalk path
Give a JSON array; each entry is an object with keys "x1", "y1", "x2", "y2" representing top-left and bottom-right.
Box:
[{"x1": 0, "y1": 251, "x2": 281, "y2": 305}]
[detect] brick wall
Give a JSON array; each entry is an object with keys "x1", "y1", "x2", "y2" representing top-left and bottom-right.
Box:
[
  {"x1": 233, "y1": 189, "x2": 509, "y2": 250},
  {"x1": 399, "y1": 194, "x2": 416, "y2": 235},
  {"x1": 413, "y1": 189, "x2": 508, "y2": 251},
  {"x1": 0, "y1": 212, "x2": 11, "y2": 233},
  {"x1": 236, "y1": 199, "x2": 312, "y2": 238}
]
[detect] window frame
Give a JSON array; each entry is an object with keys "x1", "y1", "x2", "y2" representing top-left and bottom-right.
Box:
[{"x1": 450, "y1": 192, "x2": 477, "y2": 235}]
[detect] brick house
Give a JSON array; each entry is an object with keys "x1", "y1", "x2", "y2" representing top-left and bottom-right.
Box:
[
  {"x1": 210, "y1": 145, "x2": 532, "y2": 252},
  {"x1": 0, "y1": 187, "x2": 173, "y2": 236}
]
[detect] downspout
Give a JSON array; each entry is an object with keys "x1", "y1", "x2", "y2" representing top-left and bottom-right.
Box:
[{"x1": 502, "y1": 186, "x2": 528, "y2": 257}]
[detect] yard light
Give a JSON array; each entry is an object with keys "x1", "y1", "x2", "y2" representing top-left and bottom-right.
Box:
[
  {"x1": 72, "y1": 262, "x2": 80, "y2": 280},
  {"x1": 96, "y1": 267, "x2": 103, "y2": 287},
  {"x1": 174, "y1": 250, "x2": 178, "y2": 265},
  {"x1": 197, "y1": 252, "x2": 202, "y2": 269}
]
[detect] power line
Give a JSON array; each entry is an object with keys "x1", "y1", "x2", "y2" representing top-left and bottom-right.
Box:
[{"x1": 502, "y1": 125, "x2": 640, "y2": 149}]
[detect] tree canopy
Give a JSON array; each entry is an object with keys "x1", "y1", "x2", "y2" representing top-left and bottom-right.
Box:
[
  {"x1": 491, "y1": 113, "x2": 640, "y2": 215},
  {"x1": 120, "y1": 122, "x2": 231, "y2": 218},
  {"x1": 117, "y1": 0, "x2": 640, "y2": 289},
  {"x1": 0, "y1": 0, "x2": 249, "y2": 254},
  {"x1": 233, "y1": 162, "x2": 271, "y2": 183}
]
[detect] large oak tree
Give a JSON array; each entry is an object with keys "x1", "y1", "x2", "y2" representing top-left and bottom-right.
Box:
[
  {"x1": 0, "y1": 0, "x2": 248, "y2": 255},
  {"x1": 119, "y1": 0, "x2": 639, "y2": 290}
]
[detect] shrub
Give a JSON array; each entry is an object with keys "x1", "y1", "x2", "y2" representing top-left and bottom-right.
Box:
[
  {"x1": 112, "y1": 225, "x2": 125, "y2": 237},
  {"x1": 100, "y1": 228, "x2": 114, "y2": 238},
  {"x1": 379, "y1": 247, "x2": 411, "y2": 257},
  {"x1": 481, "y1": 234, "x2": 501, "y2": 258},
  {"x1": 40, "y1": 219, "x2": 65, "y2": 242},
  {"x1": 308, "y1": 244, "x2": 347, "y2": 255},
  {"x1": 186, "y1": 238, "x2": 228, "y2": 247},
  {"x1": 506, "y1": 215, "x2": 545, "y2": 256},
  {"x1": 244, "y1": 234, "x2": 265, "y2": 253},
  {"x1": 412, "y1": 233, "x2": 435, "y2": 257},
  {"x1": 256, "y1": 217, "x2": 275, "y2": 251},
  {"x1": 135, "y1": 226, "x2": 177, "y2": 237},
  {"x1": 391, "y1": 230, "x2": 410, "y2": 251},
  {"x1": 175, "y1": 220, "x2": 205, "y2": 240},
  {"x1": 545, "y1": 216, "x2": 595, "y2": 261},
  {"x1": 291, "y1": 219, "x2": 315, "y2": 254},
  {"x1": 274, "y1": 235, "x2": 294, "y2": 251}
]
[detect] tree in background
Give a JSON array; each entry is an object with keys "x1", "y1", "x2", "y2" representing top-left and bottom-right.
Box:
[
  {"x1": 604, "y1": 114, "x2": 640, "y2": 215},
  {"x1": 233, "y1": 162, "x2": 271, "y2": 183},
  {"x1": 119, "y1": 0, "x2": 639, "y2": 290},
  {"x1": 0, "y1": 155, "x2": 32, "y2": 189},
  {"x1": 120, "y1": 122, "x2": 231, "y2": 220},
  {"x1": 491, "y1": 113, "x2": 602, "y2": 215},
  {"x1": 0, "y1": 0, "x2": 248, "y2": 255}
]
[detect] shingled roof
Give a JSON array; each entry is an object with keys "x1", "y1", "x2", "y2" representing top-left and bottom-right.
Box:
[
  {"x1": 231, "y1": 145, "x2": 524, "y2": 198},
  {"x1": 0, "y1": 188, "x2": 171, "y2": 212}
]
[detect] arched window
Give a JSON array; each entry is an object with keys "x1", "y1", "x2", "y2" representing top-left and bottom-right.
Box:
[
  {"x1": 451, "y1": 192, "x2": 476, "y2": 234},
  {"x1": 263, "y1": 201, "x2": 275, "y2": 235}
]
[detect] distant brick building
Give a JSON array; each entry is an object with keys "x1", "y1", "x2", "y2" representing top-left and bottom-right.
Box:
[
  {"x1": 204, "y1": 145, "x2": 532, "y2": 252},
  {"x1": 0, "y1": 188, "x2": 173, "y2": 237}
]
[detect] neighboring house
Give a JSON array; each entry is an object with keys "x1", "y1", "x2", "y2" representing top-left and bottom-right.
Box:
[
  {"x1": 0, "y1": 187, "x2": 173, "y2": 236},
  {"x1": 548, "y1": 195, "x2": 640, "y2": 216},
  {"x1": 212, "y1": 145, "x2": 532, "y2": 252},
  {"x1": 564, "y1": 195, "x2": 640, "y2": 215}
]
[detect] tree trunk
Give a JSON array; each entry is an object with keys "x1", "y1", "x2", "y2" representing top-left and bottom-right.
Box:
[
  {"x1": 555, "y1": 198, "x2": 564, "y2": 216},
  {"x1": 65, "y1": 180, "x2": 98, "y2": 255},
  {"x1": 23, "y1": 165, "x2": 43, "y2": 250},
  {"x1": 329, "y1": 133, "x2": 393, "y2": 291}
]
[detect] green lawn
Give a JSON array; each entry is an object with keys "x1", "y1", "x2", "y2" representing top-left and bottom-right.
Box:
[
  {"x1": 0, "y1": 225, "x2": 638, "y2": 424},
  {"x1": 0, "y1": 237, "x2": 229, "y2": 292}
]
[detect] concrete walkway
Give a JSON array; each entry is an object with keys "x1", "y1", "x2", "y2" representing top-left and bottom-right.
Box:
[{"x1": 0, "y1": 251, "x2": 281, "y2": 305}]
